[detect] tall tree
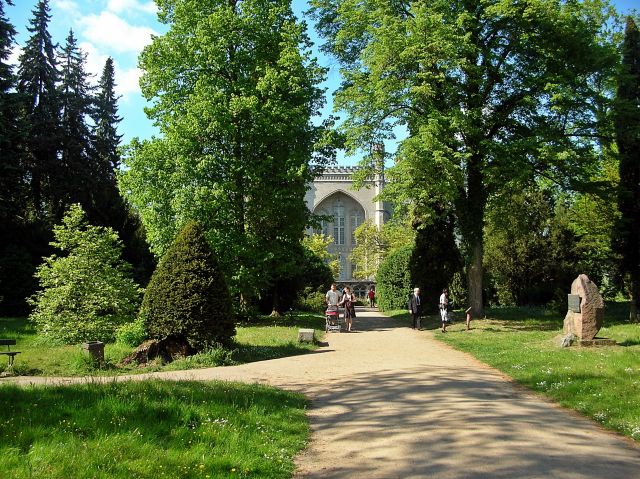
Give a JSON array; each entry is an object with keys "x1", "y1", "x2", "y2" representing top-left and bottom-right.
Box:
[
  {"x1": 311, "y1": 0, "x2": 618, "y2": 315},
  {"x1": 614, "y1": 16, "x2": 640, "y2": 321},
  {"x1": 92, "y1": 56, "x2": 155, "y2": 286},
  {"x1": 59, "y1": 29, "x2": 93, "y2": 214},
  {"x1": 92, "y1": 57, "x2": 122, "y2": 177},
  {"x1": 121, "y1": 0, "x2": 330, "y2": 308},
  {"x1": 17, "y1": 0, "x2": 60, "y2": 220},
  {"x1": 0, "y1": 0, "x2": 25, "y2": 222}
]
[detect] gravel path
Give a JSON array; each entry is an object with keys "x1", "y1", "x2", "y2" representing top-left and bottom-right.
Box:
[{"x1": 6, "y1": 310, "x2": 640, "y2": 478}]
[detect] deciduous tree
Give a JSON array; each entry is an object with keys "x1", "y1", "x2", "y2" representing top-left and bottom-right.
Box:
[
  {"x1": 121, "y1": 0, "x2": 330, "y2": 307},
  {"x1": 311, "y1": 0, "x2": 618, "y2": 315}
]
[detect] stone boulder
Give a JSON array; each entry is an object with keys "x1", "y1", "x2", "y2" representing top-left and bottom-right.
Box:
[{"x1": 563, "y1": 274, "x2": 604, "y2": 341}]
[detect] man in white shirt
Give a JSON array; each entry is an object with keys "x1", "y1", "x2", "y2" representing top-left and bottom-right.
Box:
[{"x1": 326, "y1": 283, "x2": 340, "y2": 308}]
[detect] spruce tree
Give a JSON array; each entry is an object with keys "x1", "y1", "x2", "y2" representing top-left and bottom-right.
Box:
[
  {"x1": 17, "y1": 0, "x2": 60, "y2": 220},
  {"x1": 0, "y1": 0, "x2": 25, "y2": 222},
  {"x1": 92, "y1": 57, "x2": 122, "y2": 176},
  {"x1": 59, "y1": 29, "x2": 93, "y2": 213},
  {"x1": 614, "y1": 16, "x2": 640, "y2": 321},
  {"x1": 91, "y1": 57, "x2": 155, "y2": 286}
]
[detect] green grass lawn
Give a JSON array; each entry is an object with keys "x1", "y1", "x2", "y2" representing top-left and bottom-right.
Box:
[
  {"x1": 0, "y1": 312, "x2": 326, "y2": 377},
  {"x1": 0, "y1": 380, "x2": 309, "y2": 478},
  {"x1": 387, "y1": 303, "x2": 640, "y2": 442}
]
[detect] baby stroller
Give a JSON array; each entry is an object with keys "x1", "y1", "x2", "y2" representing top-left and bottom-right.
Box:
[{"x1": 325, "y1": 304, "x2": 343, "y2": 333}]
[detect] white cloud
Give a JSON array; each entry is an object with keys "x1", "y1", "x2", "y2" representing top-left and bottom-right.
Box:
[
  {"x1": 79, "y1": 41, "x2": 108, "y2": 79},
  {"x1": 52, "y1": 0, "x2": 80, "y2": 12},
  {"x1": 78, "y1": 42, "x2": 140, "y2": 100},
  {"x1": 107, "y1": 0, "x2": 157, "y2": 15},
  {"x1": 9, "y1": 45, "x2": 22, "y2": 67},
  {"x1": 114, "y1": 66, "x2": 142, "y2": 100},
  {"x1": 79, "y1": 11, "x2": 156, "y2": 54}
]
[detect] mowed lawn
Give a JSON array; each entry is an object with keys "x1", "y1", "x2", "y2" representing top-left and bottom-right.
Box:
[
  {"x1": 0, "y1": 380, "x2": 309, "y2": 479},
  {"x1": 388, "y1": 303, "x2": 640, "y2": 442},
  {"x1": 0, "y1": 312, "x2": 325, "y2": 377}
]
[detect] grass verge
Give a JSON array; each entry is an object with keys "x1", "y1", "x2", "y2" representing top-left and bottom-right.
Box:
[
  {"x1": 0, "y1": 380, "x2": 309, "y2": 479},
  {"x1": 0, "y1": 312, "x2": 325, "y2": 377},
  {"x1": 387, "y1": 304, "x2": 640, "y2": 442}
]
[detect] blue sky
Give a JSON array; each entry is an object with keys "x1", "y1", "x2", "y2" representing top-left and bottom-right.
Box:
[{"x1": 6, "y1": 0, "x2": 639, "y2": 166}]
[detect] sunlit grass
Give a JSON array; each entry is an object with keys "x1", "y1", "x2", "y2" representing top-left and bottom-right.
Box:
[
  {"x1": 0, "y1": 380, "x2": 309, "y2": 478},
  {"x1": 0, "y1": 312, "x2": 325, "y2": 377},
  {"x1": 387, "y1": 303, "x2": 640, "y2": 441}
]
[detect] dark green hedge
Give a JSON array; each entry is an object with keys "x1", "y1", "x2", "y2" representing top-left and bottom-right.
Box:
[
  {"x1": 140, "y1": 221, "x2": 235, "y2": 350},
  {"x1": 376, "y1": 245, "x2": 413, "y2": 311}
]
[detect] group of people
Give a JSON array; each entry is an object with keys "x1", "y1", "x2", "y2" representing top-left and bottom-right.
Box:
[
  {"x1": 326, "y1": 283, "x2": 472, "y2": 333},
  {"x1": 409, "y1": 287, "x2": 472, "y2": 332},
  {"x1": 325, "y1": 283, "x2": 359, "y2": 332}
]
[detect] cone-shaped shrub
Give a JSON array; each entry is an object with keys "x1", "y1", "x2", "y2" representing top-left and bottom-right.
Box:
[{"x1": 141, "y1": 221, "x2": 235, "y2": 350}]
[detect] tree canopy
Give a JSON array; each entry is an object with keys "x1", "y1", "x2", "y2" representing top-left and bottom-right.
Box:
[
  {"x1": 310, "y1": 0, "x2": 619, "y2": 314},
  {"x1": 121, "y1": 0, "x2": 332, "y2": 305}
]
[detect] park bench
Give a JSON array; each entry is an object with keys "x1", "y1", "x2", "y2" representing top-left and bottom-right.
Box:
[{"x1": 0, "y1": 339, "x2": 20, "y2": 374}]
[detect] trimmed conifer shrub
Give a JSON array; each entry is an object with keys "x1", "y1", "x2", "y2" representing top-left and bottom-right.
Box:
[
  {"x1": 376, "y1": 245, "x2": 413, "y2": 311},
  {"x1": 140, "y1": 221, "x2": 235, "y2": 350}
]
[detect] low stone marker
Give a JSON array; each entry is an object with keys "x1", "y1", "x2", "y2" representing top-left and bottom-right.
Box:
[
  {"x1": 81, "y1": 341, "x2": 105, "y2": 366},
  {"x1": 562, "y1": 274, "x2": 615, "y2": 346},
  {"x1": 298, "y1": 328, "x2": 315, "y2": 343}
]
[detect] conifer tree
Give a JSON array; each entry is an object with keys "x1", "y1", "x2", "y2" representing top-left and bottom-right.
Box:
[
  {"x1": 93, "y1": 57, "x2": 122, "y2": 176},
  {"x1": 614, "y1": 16, "x2": 640, "y2": 321},
  {"x1": 0, "y1": 0, "x2": 25, "y2": 222},
  {"x1": 59, "y1": 29, "x2": 93, "y2": 213},
  {"x1": 17, "y1": 0, "x2": 60, "y2": 220}
]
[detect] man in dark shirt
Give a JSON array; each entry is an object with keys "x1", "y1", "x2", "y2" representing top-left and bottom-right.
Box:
[{"x1": 408, "y1": 287, "x2": 423, "y2": 330}]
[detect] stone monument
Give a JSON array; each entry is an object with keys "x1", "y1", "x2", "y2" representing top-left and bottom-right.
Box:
[{"x1": 562, "y1": 274, "x2": 613, "y2": 346}]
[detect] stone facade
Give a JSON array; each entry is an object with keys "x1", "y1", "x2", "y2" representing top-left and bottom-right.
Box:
[{"x1": 305, "y1": 166, "x2": 391, "y2": 295}]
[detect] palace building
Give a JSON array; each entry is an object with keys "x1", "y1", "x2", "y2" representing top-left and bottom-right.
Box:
[{"x1": 304, "y1": 165, "x2": 391, "y2": 296}]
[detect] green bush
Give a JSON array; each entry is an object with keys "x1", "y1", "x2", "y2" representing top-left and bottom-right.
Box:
[
  {"x1": 376, "y1": 245, "x2": 412, "y2": 311},
  {"x1": 295, "y1": 289, "x2": 327, "y2": 312},
  {"x1": 140, "y1": 221, "x2": 235, "y2": 350},
  {"x1": 115, "y1": 318, "x2": 147, "y2": 347},
  {"x1": 28, "y1": 205, "x2": 141, "y2": 344}
]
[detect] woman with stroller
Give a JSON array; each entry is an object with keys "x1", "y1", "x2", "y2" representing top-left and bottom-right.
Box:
[{"x1": 339, "y1": 286, "x2": 356, "y2": 332}]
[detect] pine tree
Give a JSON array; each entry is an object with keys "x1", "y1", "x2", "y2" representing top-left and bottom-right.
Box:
[
  {"x1": 17, "y1": 0, "x2": 60, "y2": 220},
  {"x1": 0, "y1": 0, "x2": 25, "y2": 222},
  {"x1": 92, "y1": 57, "x2": 122, "y2": 176},
  {"x1": 91, "y1": 57, "x2": 155, "y2": 286},
  {"x1": 59, "y1": 29, "x2": 93, "y2": 213},
  {"x1": 614, "y1": 16, "x2": 640, "y2": 321}
]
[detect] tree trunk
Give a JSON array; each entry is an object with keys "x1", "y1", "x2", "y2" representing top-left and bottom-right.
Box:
[
  {"x1": 467, "y1": 239, "x2": 484, "y2": 317},
  {"x1": 630, "y1": 278, "x2": 639, "y2": 322},
  {"x1": 270, "y1": 286, "x2": 281, "y2": 317}
]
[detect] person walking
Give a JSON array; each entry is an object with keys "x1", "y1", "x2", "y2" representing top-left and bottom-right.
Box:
[
  {"x1": 368, "y1": 287, "x2": 376, "y2": 308},
  {"x1": 326, "y1": 283, "x2": 340, "y2": 308},
  {"x1": 339, "y1": 286, "x2": 356, "y2": 332},
  {"x1": 408, "y1": 287, "x2": 423, "y2": 330},
  {"x1": 439, "y1": 288, "x2": 449, "y2": 333}
]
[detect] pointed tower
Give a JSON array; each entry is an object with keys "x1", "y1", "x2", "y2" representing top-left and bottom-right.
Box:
[{"x1": 373, "y1": 143, "x2": 386, "y2": 229}]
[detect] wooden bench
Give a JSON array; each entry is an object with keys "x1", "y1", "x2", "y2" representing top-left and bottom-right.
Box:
[{"x1": 0, "y1": 339, "x2": 21, "y2": 372}]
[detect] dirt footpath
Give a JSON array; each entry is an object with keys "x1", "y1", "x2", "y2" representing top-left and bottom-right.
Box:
[{"x1": 8, "y1": 310, "x2": 640, "y2": 478}]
